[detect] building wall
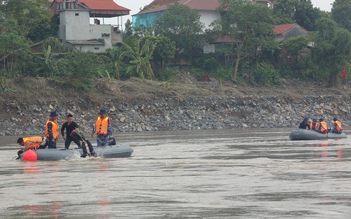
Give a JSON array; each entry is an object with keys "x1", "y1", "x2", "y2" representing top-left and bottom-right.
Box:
[
  {"x1": 283, "y1": 26, "x2": 308, "y2": 40},
  {"x1": 111, "y1": 26, "x2": 123, "y2": 46},
  {"x1": 71, "y1": 44, "x2": 108, "y2": 52},
  {"x1": 89, "y1": 24, "x2": 112, "y2": 47},
  {"x1": 199, "y1": 10, "x2": 221, "y2": 29},
  {"x1": 59, "y1": 9, "x2": 90, "y2": 42},
  {"x1": 59, "y1": 9, "x2": 125, "y2": 52},
  {"x1": 132, "y1": 11, "x2": 163, "y2": 28}
]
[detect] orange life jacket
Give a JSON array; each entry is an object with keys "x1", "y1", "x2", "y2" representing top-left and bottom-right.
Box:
[
  {"x1": 95, "y1": 116, "x2": 110, "y2": 135},
  {"x1": 310, "y1": 122, "x2": 319, "y2": 130},
  {"x1": 319, "y1": 121, "x2": 328, "y2": 134},
  {"x1": 334, "y1": 120, "x2": 342, "y2": 133},
  {"x1": 45, "y1": 119, "x2": 59, "y2": 139},
  {"x1": 23, "y1": 136, "x2": 43, "y2": 149}
]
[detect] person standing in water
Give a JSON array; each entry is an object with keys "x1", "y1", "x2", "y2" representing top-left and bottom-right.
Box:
[{"x1": 61, "y1": 114, "x2": 81, "y2": 149}]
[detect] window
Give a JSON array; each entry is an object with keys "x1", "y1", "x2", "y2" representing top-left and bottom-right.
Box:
[{"x1": 75, "y1": 13, "x2": 79, "y2": 16}]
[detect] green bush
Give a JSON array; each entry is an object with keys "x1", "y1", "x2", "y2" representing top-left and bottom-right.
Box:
[
  {"x1": 252, "y1": 63, "x2": 281, "y2": 85},
  {"x1": 154, "y1": 67, "x2": 176, "y2": 81},
  {"x1": 212, "y1": 66, "x2": 232, "y2": 81},
  {"x1": 193, "y1": 55, "x2": 220, "y2": 73}
]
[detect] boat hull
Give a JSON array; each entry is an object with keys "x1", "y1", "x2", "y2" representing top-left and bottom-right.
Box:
[
  {"x1": 289, "y1": 129, "x2": 347, "y2": 140},
  {"x1": 25, "y1": 144, "x2": 133, "y2": 161}
]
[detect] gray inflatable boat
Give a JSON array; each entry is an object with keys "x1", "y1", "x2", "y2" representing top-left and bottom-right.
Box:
[
  {"x1": 23, "y1": 144, "x2": 133, "y2": 161},
  {"x1": 289, "y1": 129, "x2": 347, "y2": 140}
]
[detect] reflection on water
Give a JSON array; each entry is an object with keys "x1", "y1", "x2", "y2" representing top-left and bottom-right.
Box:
[{"x1": 0, "y1": 129, "x2": 351, "y2": 218}]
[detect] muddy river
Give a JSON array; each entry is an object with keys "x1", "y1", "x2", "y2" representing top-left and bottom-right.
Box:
[{"x1": 0, "y1": 129, "x2": 350, "y2": 218}]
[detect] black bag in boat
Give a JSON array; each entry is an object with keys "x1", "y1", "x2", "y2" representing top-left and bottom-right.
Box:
[{"x1": 108, "y1": 137, "x2": 116, "y2": 145}]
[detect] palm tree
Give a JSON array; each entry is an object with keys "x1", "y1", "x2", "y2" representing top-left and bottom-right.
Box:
[{"x1": 122, "y1": 38, "x2": 156, "y2": 79}]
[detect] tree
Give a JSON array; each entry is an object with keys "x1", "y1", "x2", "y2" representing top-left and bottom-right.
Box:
[
  {"x1": 153, "y1": 3, "x2": 205, "y2": 60},
  {"x1": 331, "y1": 0, "x2": 351, "y2": 32},
  {"x1": 312, "y1": 18, "x2": 351, "y2": 86},
  {"x1": 0, "y1": 0, "x2": 54, "y2": 42},
  {"x1": 213, "y1": 0, "x2": 278, "y2": 80},
  {"x1": 273, "y1": 0, "x2": 321, "y2": 31},
  {"x1": 124, "y1": 19, "x2": 133, "y2": 38},
  {"x1": 282, "y1": 36, "x2": 309, "y2": 62},
  {"x1": 144, "y1": 35, "x2": 176, "y2": 68},
  {"x1": 121, "y1": 38, "x2": 156, "y2": 79},
  {"x1": 0, "y1": 11, "x2": 29, "y2": 72}
]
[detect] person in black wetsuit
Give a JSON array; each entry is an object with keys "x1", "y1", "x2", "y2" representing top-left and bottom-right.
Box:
[
  {"x1": 298, "y1": 117, "x2": 309, "y2": 129},
  {"x1": 61, "y1": 114, "x2": 81, "y2": 149}
]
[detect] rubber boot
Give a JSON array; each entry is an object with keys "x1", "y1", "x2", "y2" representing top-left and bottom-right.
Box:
[
  {"x1": 80, "y1": 142, "x2": 89, "y2": 158},
  {"x1": 86, "y1": 140, "x2": 97, "y2": 157},
  {"x1": 16, "y1": 150, "x2": 23, "y2": 160}
]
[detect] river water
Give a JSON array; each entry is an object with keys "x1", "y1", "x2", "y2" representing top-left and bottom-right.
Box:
[{"x1": 0, "y1": 129, "x2": 351, "y2": 219}]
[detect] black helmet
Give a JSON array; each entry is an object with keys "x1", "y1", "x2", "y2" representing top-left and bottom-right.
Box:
[
  {"x1": 312, "y1": 118, "x2": 317, "y2": 122},
  {"x1": 333, "y1": 117, "x2": 338, "y2": 121},
  {"x1": 303, "y1": 117, "x2": 308, "y2": 121},
  {"x1": 319, "y1": 118, "x2": 324, "y2": 122}
]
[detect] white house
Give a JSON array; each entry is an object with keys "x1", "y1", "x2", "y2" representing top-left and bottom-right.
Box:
[{"x1": 51, "y1": 0, "x2": 130, "y2": 52}]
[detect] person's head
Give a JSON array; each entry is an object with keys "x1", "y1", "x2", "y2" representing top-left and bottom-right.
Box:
[
  {"x1": 49, "y1": 111, "x2": 58, "y2": 120},
  {"x1": 303, "y1": 117, "x2": 308, "y2": 123},
  {"x1": 17, "y1": 137, "x2": 24, "y2": 146},
  {"x1": 319, "y1": 118, "x2": 324, "y2": 122},
  {"x1": 333, "y1": 117, "x2": 338, "y2": 121},
  {"x1": 99, "y1": 109, "x2": 107, "y2": 118},
  {"x1": 67, "y1": 114, "x2": 73, "y2": 123},
  {"x1": 312, "y1": 118, "x2": 317, "y2": 123}
]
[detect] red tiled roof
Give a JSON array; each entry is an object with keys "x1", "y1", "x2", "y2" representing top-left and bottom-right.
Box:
[
  {"x1": 147, "y1": 0, "x2": 178, "y2": 8},
  {"x1": 80, "y1": 0, "x2": 129, "y2": 11},
  {"x1": 53, "y1": 0, "x2": 129, "y2": 11},
  {"x1": 274, "y1": 23, "x2": 306, "y2": 35},
  {"x1": 136, "y1": 0, "x2": 220, "y2": 15},
  {"x1": 214, "y1": 36, "x2": 234, "y2": 43}
]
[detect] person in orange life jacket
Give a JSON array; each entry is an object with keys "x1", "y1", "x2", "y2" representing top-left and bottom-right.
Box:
[
  {"x1": 318, "y1": 118, "x2": 328, "y2": 134},
  {"x1": 70, "y1": 130, "x2": 97, "y2": 158},
  {"x1": 61, "y1": 114, "x2": 81, "y2": 149},
  {"x1": 309, "y1": 118, "x2": 319, "y2": 131},
  {"x1": 298, "y1": 117, "x2": 309, "y2": 129},
  {"x1": 45, "y1": 111, "x2": 60, "y2": 149},
  {"x1": 91, "y1": 109, "x2": 112, "y2": 146},
  {"x1": 331, "y1": 117, "x2": 342, "y2": 134},
  {"x1": 16, "y1": 136, "x2": 46, "y2": 158}
]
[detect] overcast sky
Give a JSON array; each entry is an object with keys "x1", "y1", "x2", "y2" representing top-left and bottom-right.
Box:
[{"x1": 115, "y1": 0, "x2": 334, "y2": 24}]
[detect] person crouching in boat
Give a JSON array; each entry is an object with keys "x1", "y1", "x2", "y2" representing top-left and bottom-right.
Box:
[
  {"x1": 70, "y1": 130, "x2": 97, "y2": 158},
  {"x1": 318, "y1": 118, "x2": 328, "y2": 134},
  {"x1": 16, "y1": 136, "x2": 47, "y2": 159},
  {"x1": 331, "y1": 117, "x2": 342, "y2": 134},
  {"x1": 309, "y1": 118, "x2": 319, "y2": 131},
  {"x1": 298, "y1": 118, "x2": 309, "y2": 129}
]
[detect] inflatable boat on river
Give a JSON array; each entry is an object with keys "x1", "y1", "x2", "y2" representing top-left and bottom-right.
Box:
[
  {"x1": 21, "y1": 144, "x2": 133, "y2": 161},
  {"x1": 289, "y1": 129, "x2": 347, "y2": 140}
]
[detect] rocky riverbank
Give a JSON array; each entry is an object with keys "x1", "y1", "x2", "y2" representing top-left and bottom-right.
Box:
[
  {"x1": 1, "y1": 76, "x2": 350, "y2": 136},
  {"x1": 1, "y1": 91, "x2": 350, "y2": 136}
]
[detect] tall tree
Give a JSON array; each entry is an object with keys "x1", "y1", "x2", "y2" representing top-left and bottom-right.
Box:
[
  {"x1": 0, "y1": 0, "x2": 54, "y2": 42},
  {"x1": 153, "y1": 3, "x2": 205, "y2": 60},
  {"x1": 331, "y1": 0, "x2": 351, "y2": 32},
  {"x1": 312, "y1": 18, "x2": 351, "y2": 86},
  {"x1": 124, "y1": 19, "x2": 133, "y2": 38},
  {"x1": 213, "y1": 0, "x2": 278, "y2": 80},
  {"x1": 0, "y1": 11, "x2": 29, "y2": 72},
  {"x1": 273, "y1": 0, "x2": 321, "y2": 31}
]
